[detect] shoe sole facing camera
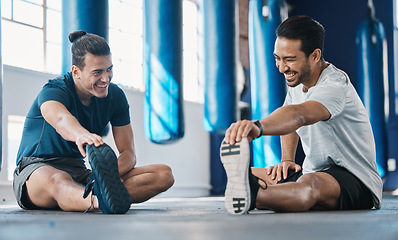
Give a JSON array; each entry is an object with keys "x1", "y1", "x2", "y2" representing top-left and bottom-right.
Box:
[
  {"x1": 86, "y1": 143, "x2": 132, "y2": 214},
  {"x1": 220, "y1": 138, "x2": 251, "y2": 215}
]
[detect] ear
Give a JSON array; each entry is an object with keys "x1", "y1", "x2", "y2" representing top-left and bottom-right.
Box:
[
  {"x1": 72, "y1": 65, "x2": 81, "y2": 79},
  {"x1": 311, "y1": 48, "x2": 322, "y2": 63}
]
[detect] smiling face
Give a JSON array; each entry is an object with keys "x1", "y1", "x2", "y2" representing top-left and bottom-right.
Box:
[
  {"x1": 72, "y1": 53, "x2": 113, "y2": 105},
  {"x1": 274, "y1": 37, "x2": 316, "y2": 89}
]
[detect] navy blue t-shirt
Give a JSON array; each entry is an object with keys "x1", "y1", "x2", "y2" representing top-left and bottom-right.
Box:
[{"x1": 16, "y1": 72, "x2": 131, "y2": 164}]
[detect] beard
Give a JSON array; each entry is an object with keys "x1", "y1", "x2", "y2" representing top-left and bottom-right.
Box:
[{"x1": 286, "y1": 63, "x2": 312, "y2": 88}]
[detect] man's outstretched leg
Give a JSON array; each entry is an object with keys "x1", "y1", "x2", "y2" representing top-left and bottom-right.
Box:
[
  {"x1": 220, "y1": 138, "x2": 341, "y2": 214},
  {"x1": 19, "y1": 143, "x2": 172, "y2": 214},
  {"x1": 24, "y1": 165, "x2": 97, "y2": 212},
  {"x1": 22, "y1": 143, "x2": 133, "y2": 214}
]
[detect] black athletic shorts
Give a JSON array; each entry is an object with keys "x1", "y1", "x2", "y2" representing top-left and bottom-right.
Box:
[
  {"x1": 13, "y1": 157, "x2": 92, "y2": 210},
  {"x1": 277, "y1": 165, "x2": 374, "y2": 210}
]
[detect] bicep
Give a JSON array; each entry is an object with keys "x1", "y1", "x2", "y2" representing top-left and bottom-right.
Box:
[{"x1": 297, "y1": 100, "x2": 331, "y2": 125}]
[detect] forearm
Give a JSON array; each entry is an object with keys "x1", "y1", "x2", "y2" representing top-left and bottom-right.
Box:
[
  {"x1": 41, "y1": 101, "x2": 104, "y2": 157},
  {"x1": 258, "y1": 105, "x2": 306, "y2": 136},
  {"x1": 118, "y1": 150, "x2": 136, "y2": 177},
  {"x1": 225, "y1": 105, "x2": 307, "y2": 145},
  {"x1": 112, "y1": 124, "x2": 137, "y2": 177},
  {"x1": 280, "y1": 131, "x2": 299, "y2": 162},
  {"x1": 267, "y1": 130, "x2": 301, "y2": 181},
  {"x1": 54, "y1": 114, "x2": 91, "y2": 142},
  {"x1": 41, "y1": 100, "x2": 90, "y2": 142}
]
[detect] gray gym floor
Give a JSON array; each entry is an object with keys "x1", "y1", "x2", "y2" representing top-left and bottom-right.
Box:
[{"x1": 1, "y1": 193, "x2": 398, "y2": 240}]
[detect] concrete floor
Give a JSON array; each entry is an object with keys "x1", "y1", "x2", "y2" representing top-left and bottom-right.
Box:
[{"x1": 1, "y1": 193, "x2": 398, "y2": 240}]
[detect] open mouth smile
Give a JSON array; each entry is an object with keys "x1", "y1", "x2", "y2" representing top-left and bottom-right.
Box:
[
  {"x1": 94, "y1": 83, "x2": 108, "y2": 88},
  {"x1": 284, "y1": 72, "x2": 297, "y2": 81}
]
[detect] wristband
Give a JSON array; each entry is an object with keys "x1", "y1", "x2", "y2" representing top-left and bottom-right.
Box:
[{"x1": 253, "y1": 120, "x2": 263, "y2": 138}]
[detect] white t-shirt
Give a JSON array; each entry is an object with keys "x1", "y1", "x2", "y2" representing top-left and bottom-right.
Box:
[{"x1": 285, "y1": 63, "x2": 382, "y2": 209}]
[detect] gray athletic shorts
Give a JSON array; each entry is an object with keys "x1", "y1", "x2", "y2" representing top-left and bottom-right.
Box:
[{"x1": 13, "y1": 157, "x2": 92, "y2": 210}]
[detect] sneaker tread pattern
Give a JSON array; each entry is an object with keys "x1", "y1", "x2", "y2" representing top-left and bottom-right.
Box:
[
  {"x1": 220, "y1": 139, "x2": 251, "y2": 215},
  {"x1": 87, "y1": 144, "x2": 132, "y2": 214}
]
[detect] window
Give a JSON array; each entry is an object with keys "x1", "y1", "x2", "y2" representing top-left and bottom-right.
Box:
[
  {"x1": 1, "y1": 0, "x2": 62, "y2": 74},
  {"x1": 2, "y1": 0, "x2": 201, "y2": 102},
  {"x1": 1, "y1": 0, "x2": 201, "y2": 181},
  {"x1": 109, "y1": 0, "x2": 144, "y2": 90},
  {"x1": 108, "y1": 0, "x2": 201, "y2": 102},
  {"x1": 182, "y1": 0, "x2": 201, "y2": 103}
]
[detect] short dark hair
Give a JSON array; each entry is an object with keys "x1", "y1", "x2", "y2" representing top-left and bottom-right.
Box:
[
  {"x1": 69, "y1": 30, "x2": 111, "y2": 70},
  {"x1": 276, "y1": 16, "x2": 325, "y2": 58}
]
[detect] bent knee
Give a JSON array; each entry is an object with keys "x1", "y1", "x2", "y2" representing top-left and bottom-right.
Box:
[
  {"x1": 49, "y1": 171, "x2": 73, "y2": 184},
  {"x1": 26, "y1": 168, "x2": 74, "y2": 208},
  {"x1": 29, "y1": 166, "x2": 74, "y2": 192},
  {"x1": 48, "y1": 171, "x2": 74, "y2": 193},
  {"x1": 151, "y1": 164, "x2": 174, "y2": 192}
]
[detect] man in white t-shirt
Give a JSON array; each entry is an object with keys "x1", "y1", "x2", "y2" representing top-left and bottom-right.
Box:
[{"x1": 220, "y1": 16, "x2": 383, "y2": 215}]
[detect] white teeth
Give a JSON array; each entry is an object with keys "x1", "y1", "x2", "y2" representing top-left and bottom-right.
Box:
[{"x1": 285, "y1": 73, "x2": 295, "y2": 78}]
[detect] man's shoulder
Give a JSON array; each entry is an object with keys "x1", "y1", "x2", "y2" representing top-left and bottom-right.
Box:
[
  {"x1": 43, "y1": 72, "x2": 73, "y2": 92},
  {"x1": 319, "y1": 64, "x2": 350, "y2": 87},
  {"x1": 107, "y1": 83, "x2": 127, "y2": 99},
  {"x1": 38, "y1": 73, "x2": 75, "y2": 107},
  {"x1": 108, "y1": 82, "x2": 124, "y2": 92}
]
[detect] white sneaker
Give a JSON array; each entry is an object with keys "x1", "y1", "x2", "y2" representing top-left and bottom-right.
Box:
[{"x1": 220, "y1": 138, "x2": 251, "y2": 215}]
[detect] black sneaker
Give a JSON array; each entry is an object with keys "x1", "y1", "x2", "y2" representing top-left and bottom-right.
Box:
[
  {"x1": 220, "y1": 138, "x2": 252, "y2": 215},
  {"x1": 83, "y1": 143, "x2": 132, "y2": 214}
]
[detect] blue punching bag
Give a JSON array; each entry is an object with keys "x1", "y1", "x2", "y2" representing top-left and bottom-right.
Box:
[
  {"x1": 202, "y1": 0, "x2": 238, "y2": 134},
  {"x1": 62, "y1": 0, "x2": 109, "y2": 73},
  {"x1": 143, "y1": 0, "x2": 184, "y2": 144},
  {"x1": 356, "y1": 1, "x2": 388, "y2": 178},
  {"x1": 249, "y1": 0, "x2": 287, "y2": 168}
]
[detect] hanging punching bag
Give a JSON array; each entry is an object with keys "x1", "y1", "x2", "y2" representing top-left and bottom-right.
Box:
[
  {"x1": 356, "y1": 0, "x2": 388, "y2": 177},
  {"x1": 202, "y1": 0, "x2": 238, "y2": 134},
  {"x1": 62, "y1": 0, "x2": 109, "y2": 73},
  {"x1": 143, "y1": 0, "x2": 184, "y2": 144},
  {"x1": 249, "y1": 0, "x2": 288, "y2": 168}
]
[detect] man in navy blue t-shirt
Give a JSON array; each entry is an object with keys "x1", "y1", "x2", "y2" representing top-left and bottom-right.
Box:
[{"x1": 13, "y1": 31, "x2": 174, "y2": 214}]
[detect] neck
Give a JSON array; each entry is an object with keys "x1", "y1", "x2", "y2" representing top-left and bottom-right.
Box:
[
  {"x1": 79, "y1": 97, "x2": 92, "y2": 106},
  {"x1": 302, "y1": 60, "x2": 329, "y2": 92},
  {"x1": 73, "y1": 76, "x2": 92, "y2": 106}
]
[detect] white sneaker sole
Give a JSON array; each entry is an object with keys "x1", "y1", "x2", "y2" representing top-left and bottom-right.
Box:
[{"x1": 220, "y1": 138, "x2": 251, "y2": 215}]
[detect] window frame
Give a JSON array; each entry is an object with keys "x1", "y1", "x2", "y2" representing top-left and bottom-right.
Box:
[{"x1": 1, "y1": 0, "x2": 62, "y2": 73}]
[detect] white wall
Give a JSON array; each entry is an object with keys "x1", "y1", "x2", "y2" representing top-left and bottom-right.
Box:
[{"x1": 0, "y1": 65, "x2": 211, "y2": 198}]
